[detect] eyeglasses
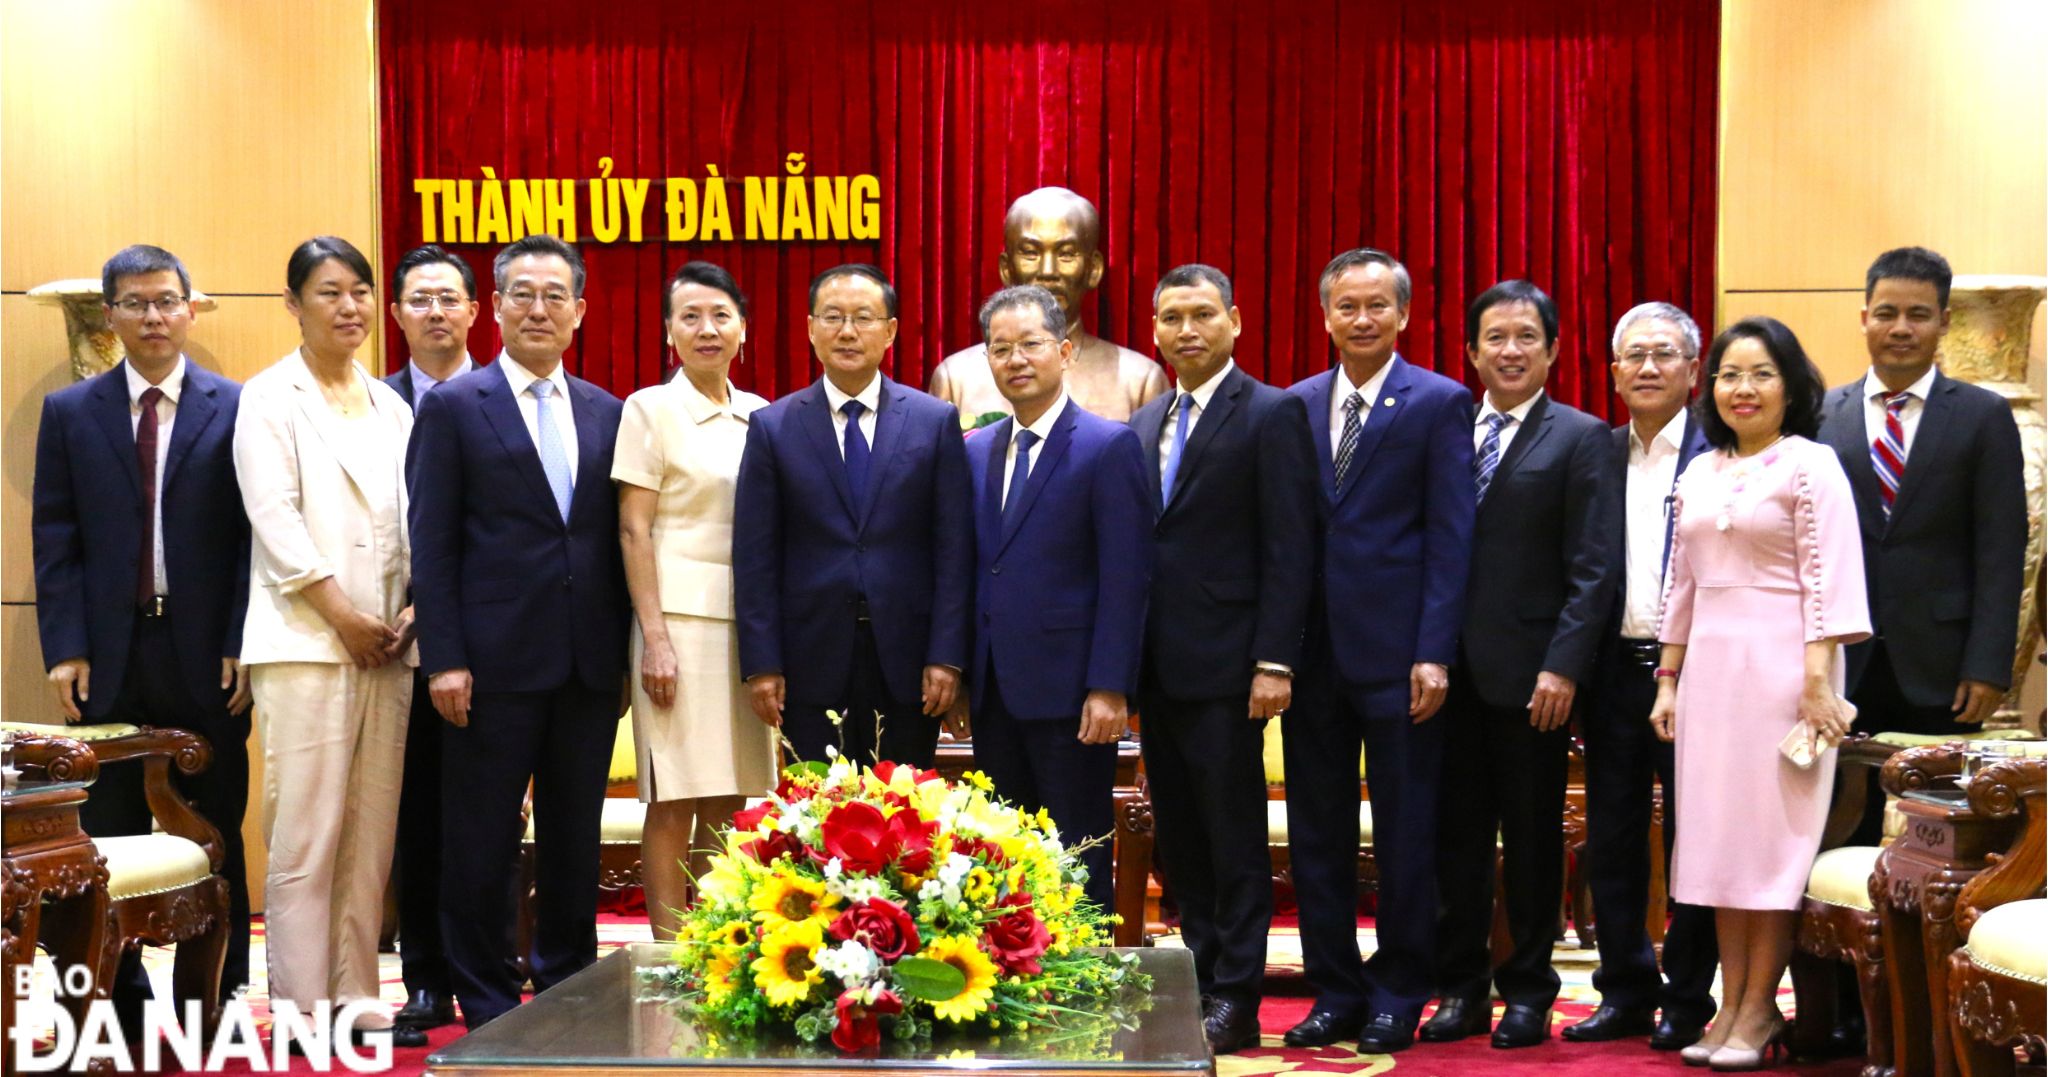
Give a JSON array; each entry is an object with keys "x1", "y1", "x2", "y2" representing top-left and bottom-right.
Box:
[
  {"x1": 1713, "y1": 369, "x2": 1780, "y2": 389},
  {"x1": 403, "y1": 292, "x2": 470, "y2": 313},
  {"x1": 1618, "y1": 346, "x2": 1689, "y2": 366},
  {"x1": 504, "y1": 289, "x2": 574, "y2": 312},
  {"x1": 986, "y1": 337, "x2": 1060, "y2": 362},
  {"x1": 109, "y1": 295, "x2": 188, "y2": 317},
  {"x1": 814, "y1": 311, "x2": 884, "y2": 333}
]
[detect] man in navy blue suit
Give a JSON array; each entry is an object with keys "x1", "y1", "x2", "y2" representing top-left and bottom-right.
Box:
[
  {"x1": 407, "y1": 234, "x2": 628, "y2": 1030},
  {"x1": 380, "y1": 243, "x2": 478, "y2": 1033},
  {"x1": 1282, "y1": 248, "x2": 1475, "y2": 1055},
  {"x1": 1132, "y1": 265, "x2": 1317, "y2": 1053},
  {"x1": 33, "y1": 244, "x2": 254, "y2": 1011},
  {"x1": 1563, "y1": 302, "x2": 1719, "y2": 1050},
  {"x1": 733, "y1": 264, "x2": 972, "y2": 769},
  {"x1": 961, "y1": 284, "x2": 1151, "y2": 915}
]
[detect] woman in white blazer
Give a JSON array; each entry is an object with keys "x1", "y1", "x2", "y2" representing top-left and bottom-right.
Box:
[{"x1": 233, "y1": 237, "x2": 422, "y2": 1047}]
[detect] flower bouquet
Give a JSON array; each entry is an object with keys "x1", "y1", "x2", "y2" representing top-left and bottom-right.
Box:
[{"x1": 653, "y1": 755, "x2": 1149, "y2": 1053}]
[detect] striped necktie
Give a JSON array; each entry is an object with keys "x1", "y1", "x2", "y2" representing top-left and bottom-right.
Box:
[
  {"x1": 1870, "y1": 391, "x2": 1911, "y2": 517},
  {"x1": 1332, "y1": 392, "x2": 1364, "y2": 489},
  {"x1": 1473, "y1": 412, "x2": 1509, "y2": 502}
]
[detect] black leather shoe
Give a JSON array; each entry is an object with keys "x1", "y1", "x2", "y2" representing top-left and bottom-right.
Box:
[
  {"x1": 1356, "y1": 1013, "x2": 1416, "y2": 1054},
  {"x1": 1419, "y1": 997, "x2": 1491, "y2": 1042},
  {"x1": 1562, "y1": 1003, "x2": 1657, "y2": 1042},
  {"x1": 1650, "y1": 1011, "x2": 1710, "y2": 1051},
  {"x1": 353, "y1": 1025, "x2": 429, "y2": 1049},
  {"x1": 396, "y1": 989, "x2": 457, "y2": 1030},
  {"x1": 1490, "y1": 1004, "x2": 1552, "y2": 1048},
  {"x1": 1283, "y1": 1010, "x2": 1363, "y2": 1048},
  {"x1": 1204, "y1": 997, "x2": 1263, "y2": 1054}
]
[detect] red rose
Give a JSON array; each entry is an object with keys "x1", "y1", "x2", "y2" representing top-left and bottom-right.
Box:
[
  {"x1": 828, "y1": 897, "x2": 921, "y2": 960},
  {"x1": 983, "y1": 892, "x2": 1051, "y2": 975},
  {"x1": 885, "y1": 810, "x2": 938, "y2": 876},
  {"x1": 831, "y1": 988, "x2": 902, "y2": 1053},
  {"x1": 738, "y1": 829, "x2": 801, "y2": 866},
  {"x1": 955, "y1": 836, "x2": 1008, "y2": 867},
  {"x1": 873, "y1": 760, "x2": 940, "y2": 786},
  {"x1": 821, "y1": 801, "x2": 895, "y2": 875},
  {"x1": 731, "y1": 800, "x2": 776, "y2": 833}
]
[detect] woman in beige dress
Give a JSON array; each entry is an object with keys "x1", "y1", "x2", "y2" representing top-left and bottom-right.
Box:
[{"x1": 615, "y1": 261, "x2": 777, "y2": 939}]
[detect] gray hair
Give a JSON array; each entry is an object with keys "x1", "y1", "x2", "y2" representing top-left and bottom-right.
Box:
[
  {"x1": 493, "y1": 234, "x2": 587, "y2": 297},
  {"x1": 978, "y1": 284, "x2": 1067, "y2": 340},
  {"x1": 1318, "y1": 248, "x2": 1412, "y2": 309},
  {"x1": 1610, "y1": 301, "x2": 1701, "y2": 356},
  {"x1": 1152, "y1": 263, "x2": 1234, "y2": 308}
]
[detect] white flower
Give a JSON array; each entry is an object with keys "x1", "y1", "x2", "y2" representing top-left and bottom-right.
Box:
[
  {"x1": 824, "y1": 858, "x2": 844, "y2": 880},
  {"x1": 936, "y1": 853, "x2": 974, "y2": 887},
  {"x1": 815, "y1": 939, "x2": 878, "y2": 986}
]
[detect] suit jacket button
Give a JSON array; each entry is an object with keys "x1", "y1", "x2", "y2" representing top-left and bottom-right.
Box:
[
  {"x1": 991, "y1": 564, "x2": 1003, "y2": 575},
  {"x1": 856, "y1": 543, "x2": 866, "y2": 553},
  {"x1": 563, "y1": 576, "x2": 572, "y2": 588}
]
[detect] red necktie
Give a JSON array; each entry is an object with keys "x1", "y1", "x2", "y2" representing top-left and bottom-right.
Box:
[{"x1": 136, "y1": 387, "x2": 164, "y2": 605}]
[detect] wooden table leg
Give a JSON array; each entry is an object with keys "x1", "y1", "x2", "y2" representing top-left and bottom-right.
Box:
[{"x1": 1878, "y1": 895, "x2": 1933, "y2": 1077}]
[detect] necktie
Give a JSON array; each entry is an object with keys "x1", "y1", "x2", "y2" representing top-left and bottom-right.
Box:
[
  {"x1": 841, "y1": 399, "x2": 872, "y2": 508},
  {"x1": 530, "y1": 379, "x2": 573, "y2": 522},
  {"x1": 1161, "y1": 392, "x2": 1195, "y2": 503},
  {"x1": 1004, "y1": 429, "x2": 1040, "y2": 525},
  {"x1": 1871, "y1": 391, "x2": 1911, "y2": 517},
  {"x1": 135, "y1": 387, "x2": 164, "y2": 604},
  {"x1": 1473, "y1": 412, "x2": 1509, "y2": 503},
  {"x1": 1332, "y1": 391, "x2": 1364, "y2": 489}
]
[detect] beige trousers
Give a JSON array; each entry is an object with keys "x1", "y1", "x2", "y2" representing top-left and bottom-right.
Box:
[{"x1": 251, "y1": 661, "x2": 411, "y2": 1017}]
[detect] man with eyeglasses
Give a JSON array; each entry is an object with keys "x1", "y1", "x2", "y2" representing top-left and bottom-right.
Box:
[
  {"x1": 734, "y1": 263, "x2": 973, "y2": 770},
  {"x1": 1560, "y1": 302, "x2": 1718, "y2": 1051},
  {"x1": 32, "y1": 244, "x2": 256, "y2": 1023},
  {"x1": 378, "y1": 243, "x2": 478, "y2": 1033},
  {"x1": 407, "y1": 233, "x2": 628, "y2": 1029}
]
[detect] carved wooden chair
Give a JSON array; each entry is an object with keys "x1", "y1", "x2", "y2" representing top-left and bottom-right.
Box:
[
  {"x1": 5, "y1": 723, "x2": 233, "y2": 1040},
  {"x1": 1944, "y1": 753, "x2": 2045, "y2": 1077}
]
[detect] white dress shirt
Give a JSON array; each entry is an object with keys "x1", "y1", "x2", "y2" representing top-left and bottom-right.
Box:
[
  {"x1": 1620, "y1": 411, "x2": 1686, "y2": 639},
  {"x1": 408, "y1": 354, "x2": 474, "y2": 401},
  {"x1": 821, "y1": 373, "x2": 883, "y2": 458},
  {"x1": 126, "y1": 356, "x2": 185, "y2": 596},
  {"x1": 1158, "y1": 359, "x2": 1234, "y2": 486},
  {"x1": 1003, "y1": 391, "x2": 1069, "y2": 504},
  {"x1": 498, "y1": 353, "x2": 579, "y2": 483},
  {"x1": 1473, "y1": 389, "x2": 1544, "y2": 460},
  {"x1": 1328, "y1": 359, "x2": 1396, "y2": 461},
  {"x1": 1859, "y1": 364, "x2": 1938, "y2": 457}
]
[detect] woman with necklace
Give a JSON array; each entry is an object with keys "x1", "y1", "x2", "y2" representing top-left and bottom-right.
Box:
[
  {"x1": 1647, "y1": 317, "x2": 1869, "y2": 1071},
  {"x1": 234, "y1": 236, "x2": 425, "y2": 1048},
  {"x1": 612, "y1": 261, "x2": 776, "y2": 939}
]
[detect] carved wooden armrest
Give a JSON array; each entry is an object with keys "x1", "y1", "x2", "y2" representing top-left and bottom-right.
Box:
[
  {"x1": 6, "y1": 732, "x2": 100, "y2": 786},
  {"x1": 83, "y1": 728, "x2": 224, "y2": 873},
  {"x1": 1836, "y1": 732, "x2": 1904, "y2": 772},
  {"x1": 1955, "y1": 756, "x2": 2047, "y2": 940},
  {"x1": 1879, "y1": 743, "x2": 1967, "y2": 798}
]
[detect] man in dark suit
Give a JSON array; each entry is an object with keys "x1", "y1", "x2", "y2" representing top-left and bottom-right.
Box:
[
  {"x1": 1422, "y1": 280, "x2": 1617, "y2": 1049},
  {"x1": 1132, "y1": 265, "x2": 1317, "y2": 1053},
  {"x1": 1563, "y1": 302, "x2": 1719, "y2": 1050},
  {"x1": 380, "y1": 243, "x2": 478, "y2": 1032},
  {"x1": 408, "y1": 234, "x2": 629, "y2": 1030},
  {"x1": 1820, "y1": 247, "x2": 2025, "y2": 746},
  {"x1": 962, "y1": 284, "x2": 1151, "y2": 916},
  {"x1": 1283, "y1": 248, "x2": 1475, "y2": 1054},
  {"x1": 32, "y1": 244, "x2": 254, "y2": 1014},
  {"x1": 733, "y1": 264, "x2": 973, "y2": 769}
]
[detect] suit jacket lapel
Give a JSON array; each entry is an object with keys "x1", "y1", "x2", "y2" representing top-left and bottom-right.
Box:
[
  {"x1": 1140, "y1": 397, "x2": 1167, "y2": 505},
  {"x1": 290, "y1": 357, "x2": 381, "y2": 501},
  {"x1": 478, "y1": 362, "x2": 560, "y2": 512},
  {"x1": 1303, "y1": 370, "x2": 1337, "y2": 498},
  {"x1": 566, "y1": 377, "x2": 606, "y2": 524},
  {"x1": 857, "y1": 377, "x2": 906, "y2": 531},
  {"x1": 1476, "y1": 393, "x2": 1550, "y2": 520},
  {"x1": 1164, "y1": 367, "x2": 1242, "y2": 515},
  {"x1": 1823, "y1": 387, "x2": 1886, "y2": 541},
  {"x1": 998, "y1": 404, "x2": 1076, "y2": 553},
  {"x1": 1885, "y1": 372, "x2": 1952, "y2": 527},
  {"x1": 90, "y1": 366, "x2": 145, "y2": 502},
  {"x1": 1334, "y1": 357, "x2": 1408, "y2": 505},
  {"x1": 797, "y1": 384, "x2": 858, "y2": 521},
  {"x1": 160, "y1": 370, "x2": 219, "y2": 491},
  {"x1": 978, "y1": 420, "x2": 1012, "y2": 550}
]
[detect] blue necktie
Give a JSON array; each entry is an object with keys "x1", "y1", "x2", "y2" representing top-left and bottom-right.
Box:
[
  {"x1": 1332, "y1": 391, "x2": 1364, "y2": 490},
  {"x1": 841, "y1": 399, "x2": 871, "y2": 507},
  {"x1": 1004, "y1": 429, "x2": 1040, "y2": 526},
  {"x1": 1161, "y1": 392, "x2": 1195, "y2": 503},
  {"x1": 530, "y1": 379, "x2": 572, "y2": 522},
  {"x1": 1473, "y1": 412, "x2": 1509, "y2": 503}
]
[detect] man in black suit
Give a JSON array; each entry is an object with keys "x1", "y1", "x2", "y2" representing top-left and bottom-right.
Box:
[
  {"x1": 1132, "y1": 265, "x2": 1318, "y2": 1054},
  {"x1": 1423, "y1": 280, "x2": 1616, "y2": 1049},
  {"x1": 381, "y1": 243, "x2": 478, "y2": 1032},
  {"x1": 32, "y1": 244, "x2": 254, "y2": 1016},
  {"x1": 1562, "y1": 302, "x2": 1719, "y2": 1050},
  {"x1": 1820, "y1": 246, "x2": 2025, "y2": 750}
]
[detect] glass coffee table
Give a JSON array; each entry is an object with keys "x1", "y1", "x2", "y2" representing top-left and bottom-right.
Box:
[{"x1": 428, "y1": 945, "x2": 1212, "y2": 1075}]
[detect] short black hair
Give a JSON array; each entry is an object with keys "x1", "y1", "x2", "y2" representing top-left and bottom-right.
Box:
[
  {"x1": 808, "y1": 263, "x2": 898, "y2": 318},
  {"x1": 286, "y1": 236, "x2": 375, "y2": 297},
  {"x1": 662, "y1": 260, "x2": 748, "y2": 322},
  {"x1": 1864, "y1": 246, "x2": 1952, "y2": 309},
  {"x1": 102, "y1": 244, "x2": 191, "y2": 303},
  {"x1": 493, "y1": 234, "x2": 587, "y2": 296},
  {"x1": 1466, "y1": 279, "x2": 1559, "y2": 347},
  {"x1": 393, "y1": 244, "x2": 476, "y2": 299},
  {"x1": 978, "y1": 284, "x2": 1067, "y2": 340},
  {"x1": 1152, "y1": 263, "x2": 1234, "y2": 308},
  {"x1": 1694, "y1": 316, "x2": 1825, "y2": 450},
  {"x1": 1318, "y1": 248, "x2": 1411, "y2": 308}
]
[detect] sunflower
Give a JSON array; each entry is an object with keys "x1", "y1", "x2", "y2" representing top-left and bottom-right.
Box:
[
  {"x1": 962, "y1": 866, "x2": 997, "y2": 905},
  {"x1": 750, "y1": 871, "x2": 839, "y2": 933},
  {"x1": 918, "y1": 935, "x2": 999, "y2": 1022},
  {"x1": 702, "y1": 948, "x2": 740, "y2": 1005},
  {"x1": 751, "y1": 921, "x2": 826, "y2": 1007},
  {"x1": 708, "y1": 918, "x2": 754, "y2": 949}
]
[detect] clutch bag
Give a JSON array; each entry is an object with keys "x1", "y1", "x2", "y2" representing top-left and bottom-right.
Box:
[{"x1": 1778, "y1": 696, "x2": 1858, "y2": 769}]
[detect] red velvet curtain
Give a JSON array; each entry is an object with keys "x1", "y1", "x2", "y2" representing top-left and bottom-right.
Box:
[{"x1": 378, "y1": 0, "x2": 1717, "y2": 419}]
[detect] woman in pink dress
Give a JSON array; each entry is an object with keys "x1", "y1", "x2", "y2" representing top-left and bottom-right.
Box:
[{"x1": 1650, "y1": 317, "x2": 1869, "y2": 1070}]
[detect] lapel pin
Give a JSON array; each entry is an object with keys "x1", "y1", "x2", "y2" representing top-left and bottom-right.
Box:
[{"x1": 1384, "y1": 397, "x2": 1395, "y2": 407}]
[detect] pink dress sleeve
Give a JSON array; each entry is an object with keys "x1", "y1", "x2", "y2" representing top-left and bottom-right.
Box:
[
  {"x1": 1657, "y1": 483, "x2": 1695, "y2": 646},
  {"x1": 1794, "y1": 445, "x2": 1872, "y2": 645}
]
